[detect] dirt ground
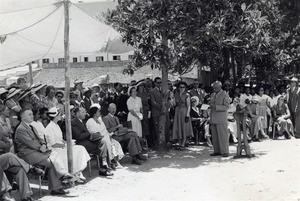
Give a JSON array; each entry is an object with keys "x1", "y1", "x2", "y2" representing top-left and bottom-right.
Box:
[{"x1": 24, "y1": 139, "x2": 300, "y2": 201}]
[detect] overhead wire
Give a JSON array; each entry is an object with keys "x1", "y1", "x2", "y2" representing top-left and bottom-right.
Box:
[
  {"x1": 0, "y1": 3, "x2": 64, "y2": 69},
  {"x1": 1, "y1": 2, "x2": 63, "y2": 36}
]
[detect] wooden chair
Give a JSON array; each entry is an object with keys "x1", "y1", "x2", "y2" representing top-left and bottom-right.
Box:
[{"x1": 88, "y1": 154, "x2": 100, "y2": 176}]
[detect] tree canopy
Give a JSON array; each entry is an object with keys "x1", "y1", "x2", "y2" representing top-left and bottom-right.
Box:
[{"x1": 106, "y1": 0, "x2": 299, "y2": 84}]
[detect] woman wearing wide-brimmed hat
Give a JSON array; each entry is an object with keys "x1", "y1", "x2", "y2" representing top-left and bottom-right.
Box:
[
  {"x1": 30, "y1": 84, "x2": 47, "y2": 110},
  {"x1": 18, "y1": 89, "x2": 32, "y2": 109},
  {"x1": 4, "y1": 88, "x2": 22, "y2": 129},
  {"x1": 0, "y1": 88, "x2": 8, "y2": 104},
  {"x1": 0, "y1": 104, "x2": 13, "y2": 153}
]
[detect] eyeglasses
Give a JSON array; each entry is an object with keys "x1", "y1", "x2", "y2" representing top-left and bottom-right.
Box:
[
  {"x1": 179, "y1": 86, "x2": 185, "y2": 88},
  {"x1": 57, "y1": 96, "x2": 63, "y2": 98}
]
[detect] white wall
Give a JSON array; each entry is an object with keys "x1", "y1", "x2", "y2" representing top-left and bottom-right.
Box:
[{"x1": 42, "y1": 51, "x2": 134, "y2": 63}]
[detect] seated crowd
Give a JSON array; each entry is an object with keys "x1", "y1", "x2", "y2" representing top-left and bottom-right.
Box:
[{"x1": 0, "y1": 76, "x2": 300, "y2": 200}]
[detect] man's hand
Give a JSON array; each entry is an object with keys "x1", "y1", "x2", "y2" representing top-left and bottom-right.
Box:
[
  {"x1": 40, "y1": 144, "x2": 47, "y2": 153},
  {"x1": 116, "y1": 124, "x2": 123, "y2": 128}
]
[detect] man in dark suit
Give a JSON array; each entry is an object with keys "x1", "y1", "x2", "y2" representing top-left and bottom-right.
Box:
[
  {"x1": 82, "y1": 88, "x2": 92, "y2": 113},
  {"x1": 99, "y1": 83, "x2": 114, "y2": 116},
  {"x1": 71, "y1": 107, "x2": 113, "y2": 176},
  {"x1": 103, "y1": 103, "x2": 146, "y2": 165},
  {"x1": 113, "y1": 83, "x2": 129, "y2": 124},
  {"x1": 14, "y1": 109, "x2": 69, "y2": 195},
  {"x1": 149, "y1": 77, "x2": 163, "y2": 148}
]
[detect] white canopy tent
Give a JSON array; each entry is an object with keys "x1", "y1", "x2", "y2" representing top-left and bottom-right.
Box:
[
  {"x1": 0, "y1": 0, "x2": 133, "y2": 179},
  {"x1": 0, "y1": 0, "x2": 132, "y2": 70}
]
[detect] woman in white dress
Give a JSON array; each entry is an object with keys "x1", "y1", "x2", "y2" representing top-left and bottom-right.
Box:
[
  {"x1": 86, "y1": 104, "x2": 124, "y2": 169},
  {"x1": 45, "y1": 107, "x2": 90, "y2": 183},
  {"x1": 127, "y1": 87, "x2": 143, "y2": 137}
]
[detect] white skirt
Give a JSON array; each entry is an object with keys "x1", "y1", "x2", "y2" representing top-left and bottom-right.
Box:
[{"x1": 50, "y1": 145, "x2": 90, "y2": 174}]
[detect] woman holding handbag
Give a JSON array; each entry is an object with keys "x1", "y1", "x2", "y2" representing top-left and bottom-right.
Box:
[{"x1": 172, "y1": 82, "x2": 193, "y2": 150}]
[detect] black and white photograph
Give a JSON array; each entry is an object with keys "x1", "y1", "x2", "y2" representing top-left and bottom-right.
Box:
[{"x1": 0, "y1": 0, "x2": 300, "y2": 200}]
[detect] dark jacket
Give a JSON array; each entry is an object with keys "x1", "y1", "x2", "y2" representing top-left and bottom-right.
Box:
[{"x1": 71, "y1": 117, "x2": 99, "y2": 155}]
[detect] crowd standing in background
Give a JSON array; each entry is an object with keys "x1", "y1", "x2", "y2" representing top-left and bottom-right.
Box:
[{"x1": 0, "y1": 75, "x2": 300, "y2": 200}]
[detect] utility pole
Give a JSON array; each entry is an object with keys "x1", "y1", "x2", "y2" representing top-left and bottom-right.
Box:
[{"x1": 63, "y1": 0, "x2": 74, "y2": 187}]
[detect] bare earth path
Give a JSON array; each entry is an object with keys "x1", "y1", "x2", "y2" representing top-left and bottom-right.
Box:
[{"x1": 34, "y1": 139, "x2": 300, "y2": 201}]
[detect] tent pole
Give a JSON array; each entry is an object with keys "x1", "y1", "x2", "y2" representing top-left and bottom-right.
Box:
[
  {"x1": 28, "y1": 62, "x2": 33, "y2": 86},
  {"x1": 63, "y1": 0, "x2": 74, "y2": 186}
]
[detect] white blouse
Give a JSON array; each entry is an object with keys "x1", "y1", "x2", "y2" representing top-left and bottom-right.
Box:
[
  {"x1": 30, "y1": 121, "x2": 48, "y2": 140},
  {"x1": 127, "y1": 96, "x2": 142, "y2": 112},
  {"x1": 86, "y1": 117, "x2": 110, "y2": 137},
  {"x1": 45, "y1": 121, "x2": 64, "y2": 146}
]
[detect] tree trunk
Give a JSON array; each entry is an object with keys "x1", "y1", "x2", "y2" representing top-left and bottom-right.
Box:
[
  {"x1": 231, "y1": 48, "x2": 237, "y2": 85},
  {"x1": 158, "y1": 32, "x2": 168, "y2": 151}
]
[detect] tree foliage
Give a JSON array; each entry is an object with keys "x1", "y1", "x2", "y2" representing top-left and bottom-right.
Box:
[{"x1": 106, "y1": 0, "x2": 299, "y2": 83}]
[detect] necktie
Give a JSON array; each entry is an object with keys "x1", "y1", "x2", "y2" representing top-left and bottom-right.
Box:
[
  {"x1": 114, "y1": 116, "x2": 119, "y2": 125},
  {"x1": 29, "y1": 125, "x2": 47, "y2": 146}
]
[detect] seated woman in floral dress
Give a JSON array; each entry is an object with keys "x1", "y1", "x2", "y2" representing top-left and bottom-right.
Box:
[
  {"x1": 272, "y1": 95, "x2": 294, "y2": 139},
  {"x1": 86, "y1": 104, "x2": 124, "y2": 169}
]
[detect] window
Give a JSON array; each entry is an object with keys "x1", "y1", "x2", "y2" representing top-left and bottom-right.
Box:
[
  {"x1": 96, "y1": 56, "x2": 104, "y2": 62},
  {"x1": 58, "y1": 58, "x2": 65, "y2": 63},
  {"x1": 73, "y1": 57, "x2": 78, "y2": 62},
  {"x1": 113, "y1": 55, "x2": 121, "y2": 61},
  {"x1": 128, "y1": 55, "x2": 134, "y2": 60},
  {"x1": 42, "y1": 58, "x2": 49, "y2": 63},
  {"x1": 84, "y1": 57, "x2": 89, "y2": 62}
]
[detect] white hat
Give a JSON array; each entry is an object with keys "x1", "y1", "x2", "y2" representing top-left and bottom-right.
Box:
[
  {"x1": 90, "y1": 103, "x2": 101, "y2": 109},
  {"x1": 48, "y1": 107, "x2": 60, "y2": 117},
  {"x1": 191, "y1": 96, "x2": 199, "y2": 106},
  {"x1": 290, "y1": 77, "x2": 298, "y2": 82},
  {"x1": 91, "y1": 84, "x2": 100, "y2": 88}
]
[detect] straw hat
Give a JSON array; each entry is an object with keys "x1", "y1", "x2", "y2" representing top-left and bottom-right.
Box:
[
  {"x1": 31, "y1": 84, "x2": 46, "y2": 93},
  {"x1": 191, "y1": 96, "x2": 199, "y2": 106},
  {"x1": 0, "y1": 88, "x2": 8, "y2": 96},
  {"x1": 47, "y1": 107, "x2": 60, "y2": 117},
  {"x1": 18, "y1": 89, "x2": 32, "y2": 101},
  {"x1": 6, "y1": 88, "x2": 22, "y2": 99}
]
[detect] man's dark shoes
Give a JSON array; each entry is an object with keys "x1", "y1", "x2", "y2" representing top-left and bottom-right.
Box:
[
  {"x1": 22, "y1": 196, "x2": 34, "y2": 201},
  {"x1": 132, "y1": 157, "x2": 143, "y2": 165},
  {"x1": 221, "y1": 153, "x2": 229, "y2": 157},
  {"x1": 99, "y1": 169, "x2": 114, "y2": 176},
  {"x1": 210, "y1": 153, "x2": 221, "y2": 156},
  {"x1": 51, "y1": 188, "x2": 69, "y2": 195},
  {"x1": 110, "y1": 163, "x2": 117, "y2": 171},
  {"x1": 29, "y1": 166, "x2": 44, "y2": 176},
  {"x1": 137, "y1": 154, "x2": 147, "y2": 161}
]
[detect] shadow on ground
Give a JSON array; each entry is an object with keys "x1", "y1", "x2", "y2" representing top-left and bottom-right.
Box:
[{"x1": 27, "y1": 143, "x2": 266, "y2": 200}]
